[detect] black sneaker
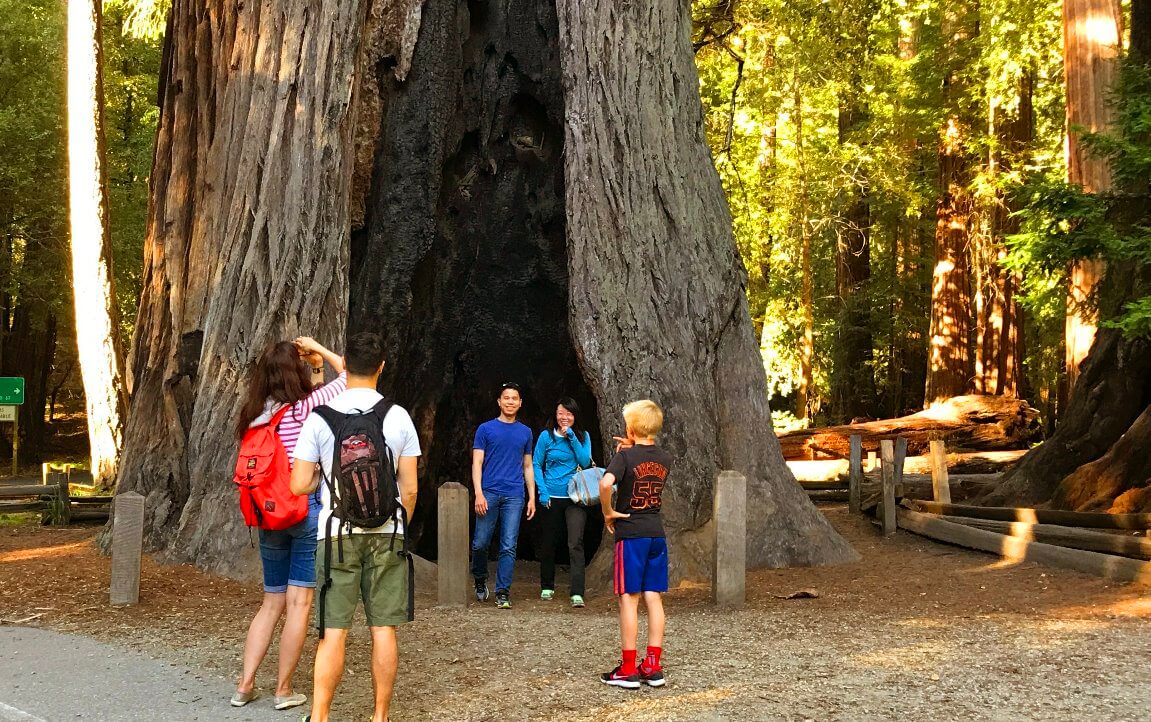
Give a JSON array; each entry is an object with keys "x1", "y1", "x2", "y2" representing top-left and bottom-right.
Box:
[
  {"x1": 639, "y1": 664, "x2": 666, "y2": 687},
  {"x1": 495, "y1": 590, "x2": 511, "y2": 609},
  {"x1": 600, "y1": 664, "x2": 641, "y2": 689},
  {"x1": 474, "y1": 578, "x2": 489, "y2": 602}
]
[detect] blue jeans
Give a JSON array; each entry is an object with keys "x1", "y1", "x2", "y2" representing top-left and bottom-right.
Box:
[
  {"x1": 258, "y1": 514, "x2": 318, "y2": 592},
  {"x1": 470, "y1": 493, "x2": 525, "y2": 593}
]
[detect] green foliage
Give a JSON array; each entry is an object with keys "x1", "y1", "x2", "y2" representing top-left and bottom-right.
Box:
[
  {"x1": 103, "y1": 1, "x2": 163, "y2": 338},
  {"x1": 0, "y1": 0, "x2": 69, "y2": 316},
  {"x1": 694, "y1": 0, "x2": 1067, "y2": 419},
  {"x1": 1009, "y1": 60, "x2": 1151, "y2": 339}
]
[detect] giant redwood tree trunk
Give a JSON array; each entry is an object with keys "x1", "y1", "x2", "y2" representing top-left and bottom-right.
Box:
[
  {"x1": 1062, "y1": 0, "x2": 1121, "y2": 397},
  {"x1": 124, "y1": 0, "x2": 854, "y2": 578},
  {"x1": 555, "y1": 0, "x2": 855, "y2": 577},
  {"x1": 114, "y1": 0, "x2": 368, "y2": 574}
]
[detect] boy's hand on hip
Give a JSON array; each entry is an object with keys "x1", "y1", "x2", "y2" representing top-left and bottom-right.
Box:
[
  {"x1": 475, "y1": 492, "x2": 488, "y2": 516},
  {"x1": 603, "y1": 508, "x2": 630, "y2": 534}
]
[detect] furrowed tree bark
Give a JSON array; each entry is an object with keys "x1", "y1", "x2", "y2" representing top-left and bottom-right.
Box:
[
  {"x1": 67, "y1": 0, "x2": 127, "y2": 487},
  {"x1": 975, "y1": 71, "x2": 1031, "y2": 398},
  {"x1": 926, "y1": 115, "x2": 973, "y2": 404},
  {"x1": 981, "y1": 330, "x2": 1151, "y2": 506},
  {"x1": 556, "y1": 0, "x2": 857, "y2": 578},
  {"x1": 1061, "y1": 0, "x2": 1120, "y2": 396},
  {"x1": 113, "y1": 0, "x2": 368, "y2": 574}
]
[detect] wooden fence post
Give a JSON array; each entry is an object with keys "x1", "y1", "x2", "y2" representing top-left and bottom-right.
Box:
[
  {"x1": 848, "y1": 435, "x2": 862, "y2": 514},
  {"x1": 894, "y1": 437, "x2": 908, "y2": 496},
  {"x1": 880, "y1": 440, "x2": 896, "y2": 536},
  {"x1": 110, "y1": 492, "x2": 145, "y2": 605},
  {"x1": 713, "y1": 471, "x2": 746, "y2": 608},
  {"x1": 56, "y1": 477, "x2": 71, "y2": 525},
  {"x1": 929, "y1": 440, "x2": 952, "y2": 503},
  {"x1": 437, "y1": 482, "x2": 470, "y2": 608}
]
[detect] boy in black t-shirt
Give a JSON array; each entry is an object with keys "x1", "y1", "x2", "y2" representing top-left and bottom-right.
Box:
[{"x1": 598, "y1": 400, "x2": 671, "y2": 689}]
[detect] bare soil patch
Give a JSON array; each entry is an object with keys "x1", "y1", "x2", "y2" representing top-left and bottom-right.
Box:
[{"x1": 1, "y1": 507, "x2": 1148, "y2": 721}]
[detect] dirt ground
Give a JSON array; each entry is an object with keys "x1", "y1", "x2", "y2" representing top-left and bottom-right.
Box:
[{"x1": 1, "y1": 506, "x2": 1148, "y2": 721}]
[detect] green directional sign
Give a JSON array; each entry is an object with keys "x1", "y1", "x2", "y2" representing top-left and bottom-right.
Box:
[{"x1": 0, "y1": 377, "x2": 24, "y2": 405}]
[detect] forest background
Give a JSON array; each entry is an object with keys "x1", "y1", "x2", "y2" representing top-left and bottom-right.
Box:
[{"x1": 0, "y1": 0, "x2": 1144, "y2": 460}]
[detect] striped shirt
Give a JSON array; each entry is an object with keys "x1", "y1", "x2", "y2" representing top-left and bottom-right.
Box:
[{"x1": 251, "y1": 372, "x2": 348, "y2": 461}]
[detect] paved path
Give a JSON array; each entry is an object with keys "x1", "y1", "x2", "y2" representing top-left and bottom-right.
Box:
[{"x1": 0, "y1": 627, "x2": 293, "y2": 721}]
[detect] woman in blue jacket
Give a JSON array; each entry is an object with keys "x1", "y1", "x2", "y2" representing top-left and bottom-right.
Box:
[{"x1": 532, "y1": 397, "x2": 594, "y2": 607}]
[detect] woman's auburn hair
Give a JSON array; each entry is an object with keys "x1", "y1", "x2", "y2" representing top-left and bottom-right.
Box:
[{"x1": 235, "y1": 341, "x2": 313, "y2": 439}]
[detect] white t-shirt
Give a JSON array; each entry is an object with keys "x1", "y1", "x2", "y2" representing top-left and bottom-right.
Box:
[{"x1": 293, "y1": 387, "x2": 421, "y2": 538}]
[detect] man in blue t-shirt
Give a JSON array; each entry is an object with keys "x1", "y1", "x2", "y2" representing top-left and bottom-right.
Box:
[{"x1": 471, "y1": 382, "x2": 537, "y2": 608}]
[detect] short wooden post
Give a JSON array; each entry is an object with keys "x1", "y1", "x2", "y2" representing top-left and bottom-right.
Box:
[
  {"x1": 929, "y1": 440, "x2": 952, "y2": 504},
  {"x1": 56, "y1": 477, "x2": 71, "y2": 525},
  {"x1": 894, "y1": 437, "x2": 908, "y2": 496},
  {"x1": 437, "y1": 482, "x2": 470, "y2": 608},
  {"x1": 110, "y1": 492, "x2": 145, "y2": 605},
  {"x1": 848, "y1": 435, "x2": 863, "y2": 514},
  {"x1": 712, "y1": 471, "x2": 746, "y2": 608},
  {"x1": 880, "y1": 440, "x2": 896, "y2": 536}
]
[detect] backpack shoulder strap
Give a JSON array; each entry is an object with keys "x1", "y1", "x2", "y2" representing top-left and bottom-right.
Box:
[
  {"x1": 312, "y1": 405, "x2": 343, "y2": 431},
  {"x1": 260, "y1": 403, "x2": 291, "y2": 432},
  {"x1": 371, "y1": 398, "x2": 394, "y2": 421}
]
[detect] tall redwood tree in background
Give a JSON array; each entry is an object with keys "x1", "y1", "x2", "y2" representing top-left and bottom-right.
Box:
[{"x1": 67, "y1": 0, "x2": 127, "y2": 486}]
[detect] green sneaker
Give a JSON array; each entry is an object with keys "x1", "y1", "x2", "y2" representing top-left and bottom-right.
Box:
[
  {"x1": 496, "y1": 590, "x2": 512, "y2": 609},
  {"x1": 571, "y1": 594, "x2": 585, "y2": 608},
  {"x1": 541, "y1": 589, "x2": 555, "y2": 600}
]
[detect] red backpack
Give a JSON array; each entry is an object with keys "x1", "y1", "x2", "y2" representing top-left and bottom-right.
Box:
[{"x1": 233, "y1": 405, "x2": 308, "y2": 530}]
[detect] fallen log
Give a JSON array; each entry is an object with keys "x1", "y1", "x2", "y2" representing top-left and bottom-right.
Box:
[
  {"x1": 936, "y1": 515, "x2": 1151, "y2": 561},
  {"x1": 0, "y1": 501, "x2": 48, "y2": 514},
  {"x1": 0, "y1": 485, "x2": 60, "y2": 498},
  {"x1": 69, "y1": 509, "x2": 110, "y2": 522},
  {"x1": 905, "y1": 500, "x2": 1151, "y2": 530},
  {"x1": 798, "y1": 480, "x2": 848, "y2": 491},
  {"x1": 896, "y1": 509, "x2": 1151, "y2": 584},
  {"x1": 859, "y1": 474, "x2": 1001, "y2": 503},
  {"x1": 777, "y1": 395, "x2": 1040, "y2": 460},
  {"x1": 788, "y1": 450, "x2": 1027, "y2": 482},
  {"x1": 806, "y1": 489, "x2": 849, "y2": 503}
]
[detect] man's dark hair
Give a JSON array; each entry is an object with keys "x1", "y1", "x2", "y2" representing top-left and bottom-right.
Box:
[
  {"x1": 497, "y1": 381, "x2": 523, "y2": 399},
  {"x1": 345, "y1": 332, "x2": 385, "y2": 376}
]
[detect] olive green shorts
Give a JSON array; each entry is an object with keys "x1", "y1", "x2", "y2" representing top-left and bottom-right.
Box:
[{"x1": 316, "y1": 534, "x2": 409, "y2": 629}]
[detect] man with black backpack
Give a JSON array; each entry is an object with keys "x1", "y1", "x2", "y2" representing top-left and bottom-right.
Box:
[{"x1": 289, "y1": 332, "x2": 420, "y2": 722}]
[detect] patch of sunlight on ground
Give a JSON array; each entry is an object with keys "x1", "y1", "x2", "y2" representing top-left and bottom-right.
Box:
[
  {"x1": 848, "y1": 640, "x2": 956, "y2": 672},
  {"x1": 1055, "y1": 595, "x2": 1151, "y2": 619},
  {"x1": 0, "y1": 540, "x2": 89, "y2": 563},
  {"x1": 896, "y1": 617, "x2": 950, "y2": 629},
  {"x1": 575, "y1": 685, "x2": 737, "y2": 722}
]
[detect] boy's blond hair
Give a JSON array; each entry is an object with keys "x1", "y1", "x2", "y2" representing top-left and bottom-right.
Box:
[{"x1": 623, "y1": 399, "x2": 664, "y2": 439}]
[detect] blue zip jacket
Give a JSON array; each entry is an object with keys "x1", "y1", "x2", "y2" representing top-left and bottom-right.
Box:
[{"x1": 532, "y1": 428, "x2": 593, "y2": 504}]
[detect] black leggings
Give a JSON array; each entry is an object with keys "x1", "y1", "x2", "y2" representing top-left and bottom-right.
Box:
[{"x1": 537, "y1": 498, "x2": 588, "y2": 596}]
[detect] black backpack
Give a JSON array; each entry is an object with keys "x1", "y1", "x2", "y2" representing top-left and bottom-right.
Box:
[{"x1": 313, "y1": 399, "x2": 413, "y2": 634}]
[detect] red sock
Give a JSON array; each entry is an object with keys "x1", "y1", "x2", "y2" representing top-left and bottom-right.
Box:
[
  {"x1": 620, "y1": 649, "x2": 638, "y2": 675},
  {"x1": 644, "y1": 646, "x2": 663, "y2": 671}
]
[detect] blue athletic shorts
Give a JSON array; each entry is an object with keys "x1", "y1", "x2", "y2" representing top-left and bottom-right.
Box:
[
  {"x1": 258, "y1": 516, "x2": 318, "y2": 593},
  {"x1": 613, "y1": 537, "x2": 668, "y2": 595}
]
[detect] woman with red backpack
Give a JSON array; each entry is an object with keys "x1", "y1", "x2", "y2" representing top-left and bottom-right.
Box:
[{"x1": 230, "y1": 336, "x2": 346, "y2": 711}]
